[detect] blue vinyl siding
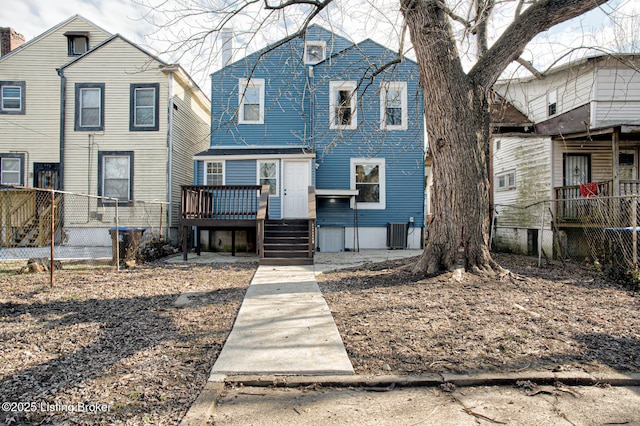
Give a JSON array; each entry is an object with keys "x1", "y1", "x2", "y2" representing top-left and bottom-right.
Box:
[
  {"x1": 194, "y1": 161, "x2": 204, "y2": 185},
  {"x1": 210, "y1": 26, "x2": 352, "y2": 148},
  {"x1": 313, "y1": 39, "x2": 425, "y2": 227},
  {"x1": 205, "y1": 27, "x2": 424, "y2": 230},
  {"x1": 225, "y1": 160, "x2": 255, "y2": 185}
]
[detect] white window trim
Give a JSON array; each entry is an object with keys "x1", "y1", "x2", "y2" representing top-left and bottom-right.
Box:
[
  {"x1": 257, "y1": 160, "x2": 279, "y2": 196},
  {"x1": 330, "y1": 81, "x2": 357, "y2": 130},
  {"x1": 496, "y1": 170, "x2": 516, "y2": 191},
  {"x1": 380, "y1": 81, "x2": 408, "y2": 130},
  {"x1": 238, "y1": 78, "x2": 265, "y2": 124},
  {"x1": 204, "y1": 160, "x2": 225, "y2": 185},
  {"x1": 350, "y1": 158, "x2": 386, "y2": 210},
  {"x1": 304, "y1": 40, "x2": 326, "y2": 65}
]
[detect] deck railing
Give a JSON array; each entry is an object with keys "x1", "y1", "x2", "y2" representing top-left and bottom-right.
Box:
[
  {"x1": 554, "y1": 180, "x2": 640, "y2": 222},
  {"x1": 256, "y1": 185, "x2": 270, "y2": 259},
  {"x1": 307, "y1": 186, "x2": 316, "y2": 259},
  {"x1": 181, "y1": 185, "x2": 262, "y2": 221},
  {"x1": 1, "y1": 190, "x2": 37, "y2": 247}
]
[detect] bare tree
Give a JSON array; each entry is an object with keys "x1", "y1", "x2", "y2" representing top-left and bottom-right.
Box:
[{"x1": 141, "y1": 0, "x2": 612, "y2": 277}]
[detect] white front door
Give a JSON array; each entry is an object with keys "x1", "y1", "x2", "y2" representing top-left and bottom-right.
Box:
[{"x1": 283, "y1": 161, "x2": 310, "y2": 218}]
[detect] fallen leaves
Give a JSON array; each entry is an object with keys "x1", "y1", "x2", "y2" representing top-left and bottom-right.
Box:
[
  {"x1": 318, "y1": 253, "x2": 640, "y2": 376},
  {"x1": 0, "y1": 261, "x2": 254, "y2": 425}
]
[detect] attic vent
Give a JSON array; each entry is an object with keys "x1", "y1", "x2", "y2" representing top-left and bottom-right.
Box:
[{"x1": 387, "y1": 222, "x2": 408, "y2": 249}]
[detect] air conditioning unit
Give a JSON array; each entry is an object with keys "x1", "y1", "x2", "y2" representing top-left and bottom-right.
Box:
[{"x1": 387, "y1": 222, "x2": 408, "y2": 249}]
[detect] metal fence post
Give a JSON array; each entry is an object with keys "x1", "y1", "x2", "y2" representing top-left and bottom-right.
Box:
[
  {"x1": 538, "y1": 203, "x2": 545, "y2": 267},
  {"x1": 632, "y1": 195, "x2": 637, "y2": 269},
  {"x1": 115, "y1": 200, "x2": 120, "y2": 272},
  {"x1": 50, "y1": 189, "x2": 55, "y2": 287}
]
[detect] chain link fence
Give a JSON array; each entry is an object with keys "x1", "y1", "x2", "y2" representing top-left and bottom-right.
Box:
[
  {"x1": 0, "y1": 185, "x2": 169, "y2": 282},
  {"x1": 493, "y1": 195, "x2": 640, "y2": 276}
]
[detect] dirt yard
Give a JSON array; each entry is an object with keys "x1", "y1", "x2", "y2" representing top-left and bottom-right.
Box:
[
  {"x1": 0, "y1": 261, "x2": 255, "y2": 425},
  {"x1": 1, "y1": 253, "x2": 639, "y2": 424},
  {"x1": 318, "y1": 253, "x2": 640, "y2": 376}
]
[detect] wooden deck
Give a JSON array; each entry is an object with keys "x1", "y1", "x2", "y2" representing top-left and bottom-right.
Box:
[
  {"x1": 554, "y1": 180, "x2": 640, "y2": 227},
  {"x1": 180, "y1": 185, "x2": 317, "y2": 263}
]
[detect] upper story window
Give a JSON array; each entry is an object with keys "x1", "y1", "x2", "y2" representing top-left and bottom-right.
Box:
[
  {"x1": 130, "y1": 83, "x2": 159, "y2": 131},
  {"x1": 547, "y1": 89, "x2": 557, "y2": 117},
  {"x1": 206, "y1": 161, "x2": 224, "y2": 185},
  {"x1": 0, "y1": 154, "x2": 23, "y2": 185},
  {"x1": 0, "y1": 81, "x2": 25, "y2": 114},
  {"x1": 65, "y1": 32, "x2": 89, "y2": 56},
  {"x1": 380, "y1": 82, "x2": 408, "y2": 130},
  {"x1": 75, "y1": 83, "x2": 104, "y2": 131},
  {"x1": 304, "y1": 40, "x2": 326, "y2": 64},
  {"x1": 238, "y1": 78, "x2": 264, "y2": 124},
  {"x1": 330, "y1": 81, "x2": 357, "y2": 130}
]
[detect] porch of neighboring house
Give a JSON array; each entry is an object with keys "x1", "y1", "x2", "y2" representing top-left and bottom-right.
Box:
[
  {"x1": 551, "y1": 127, "x2": 640, "y2": 263},
  {"x1": 180, "y1": 185, "x2": 316, "y2": 265},
  {"x1": 0, "y1": 189, "x2": 63, "y2": 248},
  {"x1": 552, "y1": 127, "x2": 640, "y2": 226}
]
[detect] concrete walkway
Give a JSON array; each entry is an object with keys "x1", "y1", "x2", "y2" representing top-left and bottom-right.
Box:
[{"x1": 209, "y1": 264, "x2": 355, "y2": 377}]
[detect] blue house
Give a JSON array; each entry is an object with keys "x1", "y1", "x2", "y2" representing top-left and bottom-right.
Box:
[{"x1": 181, "y1": 25, "x2": 425, "y2": 264}]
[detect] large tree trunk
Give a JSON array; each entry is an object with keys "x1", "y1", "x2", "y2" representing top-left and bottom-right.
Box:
[{"x1": 402, "y1": 0, "x2": 497, "y2": 276}]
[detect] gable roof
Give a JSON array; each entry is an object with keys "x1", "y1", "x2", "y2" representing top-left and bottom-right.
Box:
[
  {"x1": 210, "y1": 24, "x2": 353, "y2": 77},
  {"x1": 317, "y1": 37, "x2": 418, "y2": 67},
  {"x1": 58, "y1": 33, "x2": 210, "y2": 106},
  {"x1": 497, "y1": 53, "x2": 640, "y2": 84},
  {"x1": 0, "y1": 15, "x2": 111, "y2": 63},
  {"x1": 58, "y1": 33, "x2": 168, "y2": 70}
]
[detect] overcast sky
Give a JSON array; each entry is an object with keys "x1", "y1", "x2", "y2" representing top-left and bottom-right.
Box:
[{"x1": 1, "y1": 0, "x2": 637, "y2": 91}]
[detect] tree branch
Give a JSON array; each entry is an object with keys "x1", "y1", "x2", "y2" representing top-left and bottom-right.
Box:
[
  {"x1": 475, "y1": 0, "x2": 495, "y2": 56},
  {"x1": 436, "y1": 0, "x2": 473, "y2": 28},
  {"x1": 516, "y1": 57, "x2": 544, "y2": 79},
  {"x1": 263, "y1": 0, "x2": 327, "y2": 9},
  {"x1": 469, "y1": 0, "x2": 610, "y2": 87}
]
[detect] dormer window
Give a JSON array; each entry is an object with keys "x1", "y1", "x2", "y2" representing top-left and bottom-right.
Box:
[
  {"x1": 304, "y1": 41, "x2": 326, "y2": 64},
  {"x1": 65, "y1": 31, "x2": 89, "y2": 56}
]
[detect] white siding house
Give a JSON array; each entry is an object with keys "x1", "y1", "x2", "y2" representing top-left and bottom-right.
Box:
[
  {"x1": 0, "y1": 16, "x2": 210, "y2": 247},
  {"x1": 493, "y1": 54, "x2": 640, "y2": 258}
]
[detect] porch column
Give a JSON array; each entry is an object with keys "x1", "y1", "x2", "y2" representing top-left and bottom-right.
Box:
[{"x1": 612, "y1": 127, "x2": 620, "y2": 197}]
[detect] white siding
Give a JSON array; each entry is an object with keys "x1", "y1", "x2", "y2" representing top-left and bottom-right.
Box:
[
  {"x1": 169, "y1": 73, "x2": 211, "y2": 228},
  {"x1": 492, "y1": 136, "x2": 554, "y2": 256},
  {"x1": 593, "y1": 66, "x2": 640, "y2": 128},
  {"x1": 496, "y1": 64, "x2": 595, "y2": 124},
  {"x1": 61, "y1": 39, "x2": 210, "y2": 236},
  {"x1": 63, "y1": 38, "x2": 167, "y2": 206},
  {"x1": 0, "y1": 17, "x2": 110, "y2": 185},
  {"x1": 493, "y1": 136, "x2": 553, "y2": 228}
]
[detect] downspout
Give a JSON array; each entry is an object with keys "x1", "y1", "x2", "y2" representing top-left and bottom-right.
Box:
[
  {"x1": 167, "y1": 72, "x2": 174, "y2": 241},
  {"x1": 56, "y1": 68, "x2": 66, "y2": 190}
]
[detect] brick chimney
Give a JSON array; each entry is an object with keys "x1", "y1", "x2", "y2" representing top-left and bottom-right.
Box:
[{"x1": 1, "y1": 27, "x2": 25, "y2": 57}]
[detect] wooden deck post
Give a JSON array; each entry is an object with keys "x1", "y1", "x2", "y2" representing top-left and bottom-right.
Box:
[{"x1": 183, "y1": 226, "x2": 189, "y2": 261}]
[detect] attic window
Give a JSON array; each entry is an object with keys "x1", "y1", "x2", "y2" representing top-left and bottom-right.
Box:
[
  {"x1": 304, "y1": 41, "x2": 325, "y2": 64},
  {"x1": 548, "y1": 89, "x2": 557, "y2": 117},
  {"x1": 65, "y1": 31, "x2": 89, "y2": 56}
]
